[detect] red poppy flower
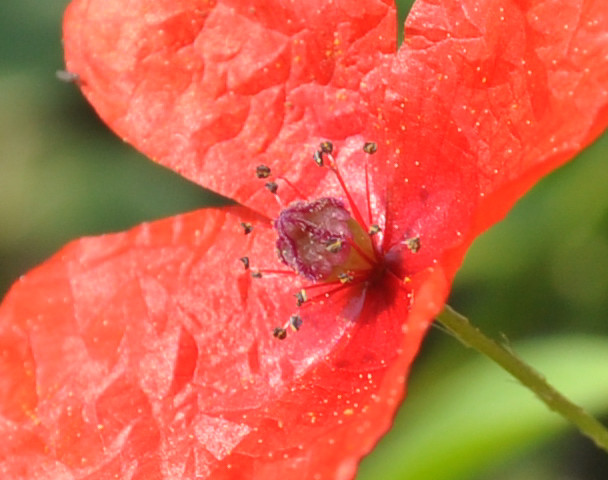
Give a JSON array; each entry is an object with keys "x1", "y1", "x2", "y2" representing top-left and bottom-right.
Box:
[{"x1": 1, "y1": 0, "x2": 606, "y2": 478}]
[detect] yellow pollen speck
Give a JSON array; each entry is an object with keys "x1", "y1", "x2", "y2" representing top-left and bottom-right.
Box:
[{"x1": 343, "y1": 408, "x2": 354, "y2": 415}]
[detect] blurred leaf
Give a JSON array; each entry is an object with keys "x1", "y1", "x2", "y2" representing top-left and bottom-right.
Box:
[
  {"x1": 358, "y1": 335, "x2": 608, "y2": 480},
  {"x1": 456, "y1": 134, "x2": 608, "y2": 286},
  {"x1": 0, "y1": 73, "x2": 226, "y2": 293}
]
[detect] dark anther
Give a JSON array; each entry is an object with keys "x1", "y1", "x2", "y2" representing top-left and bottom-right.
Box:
[
  {"x1": 295, "y1": 289, "x2": 308, "y2": 306},
  {"x1": 240, "y1": 257, "x2": 250, "y2": 270},
  {"x1": 319, "y1": 141, "x2": 334, "y2": 154},
  {"x1": 251, "y1": 270, "x2": 262, "y2": 279},
  {"x1": 405, "y1": 236, "x2": 421, "y2": 253},
  {"x1": 363, "y1": 142, "x2": 378, "y2": 154},
  {"x1": 273, "y1": 327, "x2": 287, "y2": 340},
  {"x1": 241, "y1": 222, "x2": 253, "y2": 234},
  {"x1": 313, "y1": 150, "x2": 324, "y2": 167},
  {"x1": 338, "y1": 272, "x2": 354, "y2": 284},
  {"x1": 325, "y1": 239, "x2": 343, "y2": 253},
  {"x1": 256, "y1": 165, "x2": 271, "y2": 178},
  {"x1": 368, "y1": 224, "x2": 381, "y2": 235},
  {"x1": 289, "y1": 315, "x2": 303, "y2": 331},
  {"x1": 265, "y1": 182, "x2": 278, "y2": 194},
  {"x1": 55, "y1": 70, "x2": 80, "y2": 84}
]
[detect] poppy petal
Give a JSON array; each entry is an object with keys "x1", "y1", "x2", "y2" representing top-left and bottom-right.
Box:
[
  {"x1": 0, "y1": 207, "x2": 442, "y2": 479},
  {"x1": 367, "y1": 0, "x2": 608, "y2": 278},
  {"x1": 63, "y1": 0, "x2": 398, "y2": 216}
]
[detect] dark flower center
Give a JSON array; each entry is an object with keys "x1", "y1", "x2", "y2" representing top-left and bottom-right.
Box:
[{"x1": 275, "y1": 197, "x2": 377, "y2": 283}]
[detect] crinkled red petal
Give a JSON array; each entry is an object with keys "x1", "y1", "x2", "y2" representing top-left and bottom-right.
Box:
[
  {"x1": 0, "y1": 207, "x2": 445, "y2": 479},
  {"x1": 371, "y1": 0, "x2": 608, "y2": 279},
  {"x1": 63, "y1": 0, "x2": 398, "y2": 217}
]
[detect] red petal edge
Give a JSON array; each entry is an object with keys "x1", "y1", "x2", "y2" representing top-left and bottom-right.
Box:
[{"x1": 0, "y1": 207, "x2": 446, "y2": 480}]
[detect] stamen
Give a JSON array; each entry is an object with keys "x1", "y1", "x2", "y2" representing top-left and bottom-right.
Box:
[
  {"x1": 301, "y1": 282, "x2": 354, "y2": 303},
  {"x1": 405, "y1": 237, "x2": 421, "y2": 253},
  {"x1": 272, "y1": 314, "x2": 303, "y2": 340},
  {"x1": 319, "y1": 141, "x2": 334, "y2": 154},
  {"x1": 289, "y1": 315, "x2": 303, "y2": 331},
  {"x1": 338, "y1": 272, "x2": 354, "y2": 284},
  {"x1": 251, "y1": 270, "x2": 263, "y2": 278},
  {"x1": 365, "y1": 161, "x2": 373, "y2": 227},
  {"x1": 265, "y1": 182, "x2": 278, "y2": 194},
  {"x1": 362, "y1": 141, "x2": 379, "y2": 230},
  {"x1": 256, "y1": 165, "x2": 272, "y2": 178},
  {"x1": 240, "y1": 257, "x2": 250, "y2": 269},
  {"x1": 297, "y1": 281, "x2": 337, "y2": 292},
  {"x1": 313, "y1": 150, "x2": 324, "y2": 167},
  {"x1": 363, "y1": 142, "x2": 378, "y2": 154},
  {"x1": 295, "y1": 289, "x2": 308, "y2": 306},
  {"x1": 241, "y1": 222, "x2": 253, "y2": 234},
  {"x1": 369, "y1": 224, "x2": 381, "y2": 235},
  {"x1": 316, "y1": 144, "x2": 368, "y2": 231},
  {"x1": 272, "y1": 327, "x2": 287, "y2": 340}
]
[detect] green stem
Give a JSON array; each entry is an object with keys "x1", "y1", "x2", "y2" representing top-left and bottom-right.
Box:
[{"x1": 437, "y1": 304, "x2": 608, "y2": 452}]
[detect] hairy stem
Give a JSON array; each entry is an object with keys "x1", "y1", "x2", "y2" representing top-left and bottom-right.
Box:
[{"x1": 437, "y1": 304, "x2": 608, "y2": 452}]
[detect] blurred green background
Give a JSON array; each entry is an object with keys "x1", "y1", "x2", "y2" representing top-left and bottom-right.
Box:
[{"x1": 1, "y1": 1, "x2": 607, "y2": 479}]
